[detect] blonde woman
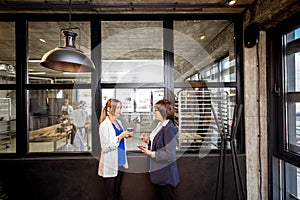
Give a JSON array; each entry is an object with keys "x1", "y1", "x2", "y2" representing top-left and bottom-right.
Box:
[{"x1": 98, "y1": 98, "x2": 133, "y2": 200}]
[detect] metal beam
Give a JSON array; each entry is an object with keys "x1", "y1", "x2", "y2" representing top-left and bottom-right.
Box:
[{"x1": 0, "y1": 1, "x2": 250, "y2": 12}]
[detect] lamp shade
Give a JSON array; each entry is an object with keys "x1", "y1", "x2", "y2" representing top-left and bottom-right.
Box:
[{"x1": 40, "y1": 29, "x2": 95, "y2": 72}]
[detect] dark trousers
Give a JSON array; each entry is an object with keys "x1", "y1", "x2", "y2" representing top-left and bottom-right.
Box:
[
  {"x1": 155, "y1": 184, "x2": 175, "y2": 200},
  {"x1": 103, "y1": 170, "x2": 124, "y2": 200}
]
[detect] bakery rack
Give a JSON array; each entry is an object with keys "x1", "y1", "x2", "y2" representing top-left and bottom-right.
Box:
[{"x1": 174, "y1": 89, "x2": 229, "y2": 150}]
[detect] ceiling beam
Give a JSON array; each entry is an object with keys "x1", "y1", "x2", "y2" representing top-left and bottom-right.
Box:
[{"x1": 0, "y1": 1, "x2": 250, "y2": 12}]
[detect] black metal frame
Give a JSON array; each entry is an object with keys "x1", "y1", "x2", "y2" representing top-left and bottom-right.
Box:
[
  {"x1": 267, "y1": 10, "x2": 300, "y2": 200},
  {"x1": 268, "y1": 10, "x2": 300, "y2": 168},
  {"x1": 0, "y1": 12, "x2": 244, "y2": 159}
]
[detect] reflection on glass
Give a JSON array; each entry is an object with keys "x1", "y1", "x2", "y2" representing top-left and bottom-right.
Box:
[
  {"x1": 287, "y1": 27, "x2": 300, "y2": 42},
  {"x1": 185, "y1": 56, "x2": 235, "y2": 82},
  {"x1": 0, "y1": 22, "x2": 16, "y2": 84},
  {"x1": 286, "y1": 51, "x2": 300, "y2": 93},
  {"x1": 287, "y1": 102, "x2": 300, "y2": 154},
  {"x1": 174, "y1": 87, "x2": 236, "y2": 151},
  {"x1": 174, "y1": 20, "x2": 236, "y2": 83},
  {"x1": 101, "y1": 87, "x2": 237, "y2": 151},
  {"x1": 28, "y1": 89, "x2": 91, "y2": 152},
  {"x1": 101, "y1": 21, "x2": 164, "y2": 83},
  {"x1": 284, "y1": 162, "x2": 300, "y2": 199},
  {"x1": 286, "y1": 28, "x2": 300, "y2": 93},
  {"x1": 285, "y1": 27, "x2": 300, "y2": 154},
  {"x1": 102, "y1": 88, "x2": 164, "y2": 150},
  {"x1": 28, "y1": 22, "x2": 91, "y2": 84},
  {"x1": 0, "y1": 91, "x2": 16, "y2": 153}
]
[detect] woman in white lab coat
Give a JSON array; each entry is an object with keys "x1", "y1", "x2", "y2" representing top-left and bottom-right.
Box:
[{"x1": 98, "y1": 98, "x2": 133, "y2": 200}]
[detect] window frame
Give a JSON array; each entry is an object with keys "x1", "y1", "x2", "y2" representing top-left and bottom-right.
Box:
[
  {"x1": 269, "y1": 11, "x2": 300, "y2": 168},
  {"x1": 0, "y1": 13, "x2": 244, "y2": 158}
]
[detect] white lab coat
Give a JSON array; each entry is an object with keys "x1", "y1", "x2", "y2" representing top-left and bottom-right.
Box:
[{"x1": 98, "y1": 117, "x2": 128, "y2": 178}]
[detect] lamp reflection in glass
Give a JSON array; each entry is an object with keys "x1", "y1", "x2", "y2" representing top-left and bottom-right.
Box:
[{"x1": 40, "y1": 29, "x2": 95, "y2": 72}]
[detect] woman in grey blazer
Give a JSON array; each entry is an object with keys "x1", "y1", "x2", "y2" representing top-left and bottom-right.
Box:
[
  {"x1": 139, "y1": 99, "x2": 180, "y2": 200},
  {"x1": 98, "y1": 98, "x2": 133, "y2": 200}
]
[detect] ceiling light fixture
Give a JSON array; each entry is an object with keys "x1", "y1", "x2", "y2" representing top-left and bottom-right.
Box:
[
  {"x1": 228, "y1": 0, "x2": 237, "y2": 6},
  {"x1": 40, "y1": 0, "x2": 95, "y2": 72}
]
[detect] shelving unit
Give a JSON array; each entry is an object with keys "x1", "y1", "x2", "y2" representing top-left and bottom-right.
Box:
[
  {"x1": 174, "y1": 89, "x2": 229, "y2": 150},
  {"x1": 0, "y1": 98, "x2": 14, "y2": 149}
]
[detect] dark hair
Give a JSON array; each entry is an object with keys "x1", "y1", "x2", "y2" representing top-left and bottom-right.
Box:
[
  {"x1": 99, "y1": 98, "x2": 122, "y2": 123},
  {"x1": 155, "y1": 99, "x2": 174, "y2": 119}
]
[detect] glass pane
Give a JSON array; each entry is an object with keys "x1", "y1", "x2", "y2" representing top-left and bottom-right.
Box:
[
  {"x1": 28, "y1": 22, "x2": 91, "y2": 84},
  {"x1": 284, "y1": 27, "x2": 300, "y2": 154},
  {"x1": 284, "y1": 162, "x2": 300, "y2": 199},
  {"x1": 285, "y1": 28, "x2": 300, "y2": 93},
  {"x1": 287, "y1": 27, "x2": 300, "y2": 42},
  {"x1": 101, "y1": 21, "x2": 163, "y2": 83},
  {"x1": 102, "y1": 88, "x2": 164, "y2": 150},
  {"x1": 286, "y1": 52, "x2": 300, "y2": 92},
  {"x1": 174, "y1": 20, "x2": 236, "y2": 83},
  {"x1": 0, "y1": 22, "x2": 16, "y2": 84},
  {"x1": 28, "y1": 89, "x2": 91, "y2": 152},
  {"x1": 174, "y1": 87, "x2": 236, "y2": 151},
  {"x1": 0, "y1": 91, "x2": 16, "y2": 153},
  {"x1": 286, "y1": 102, "x2": 300, "y2": 154}
]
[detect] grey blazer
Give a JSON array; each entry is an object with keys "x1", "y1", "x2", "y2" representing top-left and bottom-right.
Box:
[{"x1": 149, "y1": 120, "x2": 180, "y2": 187}]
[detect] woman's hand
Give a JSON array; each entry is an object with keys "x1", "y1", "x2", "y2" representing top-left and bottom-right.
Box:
[
  {"x1": 118, "y1": 131, "x2": 133, "y2": 142},
  {"x1": 140, "y1": 133, "x2": 149, "y2": 144},
  {"x1": 123, "y1": 131, "x2": 133, "y2": 138},
  {"x1": 139, "y1": 146, "x2": 155, "y2": 158}
]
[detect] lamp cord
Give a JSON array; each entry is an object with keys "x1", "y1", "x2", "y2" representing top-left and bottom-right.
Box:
[
  {"x1": 256, "y1": 38, "x2": 263, "y2": 200},
  {"x1": 68, "y1": 0, "x2": 72, "y2": 29}
]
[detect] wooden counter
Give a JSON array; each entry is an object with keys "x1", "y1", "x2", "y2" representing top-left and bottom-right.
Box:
[{"x1": 29, "y1": 124, "x2": 73, "y2": 152}]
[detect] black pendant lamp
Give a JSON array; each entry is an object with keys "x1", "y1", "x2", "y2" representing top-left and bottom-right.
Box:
[{"x1": 40, "y1": 0, "x2": 95, "y2": 72}]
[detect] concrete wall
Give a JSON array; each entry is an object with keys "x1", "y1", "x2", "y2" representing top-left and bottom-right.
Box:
[{"x1": 244, "y1": 31, "x2": 268, "y2": 200}]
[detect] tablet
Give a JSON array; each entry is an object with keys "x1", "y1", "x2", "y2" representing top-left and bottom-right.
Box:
[
  {"x1": 127, "y1": 128, "x2": 134, "y2": 132},
  {"x1": 136, "y1": 143, "x2": 145, "y2": 149}
]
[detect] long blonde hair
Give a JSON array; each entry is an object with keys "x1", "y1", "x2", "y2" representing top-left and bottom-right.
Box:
[{"x1": 99, "y1": 98, "x2": 121, "y2": 123}]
